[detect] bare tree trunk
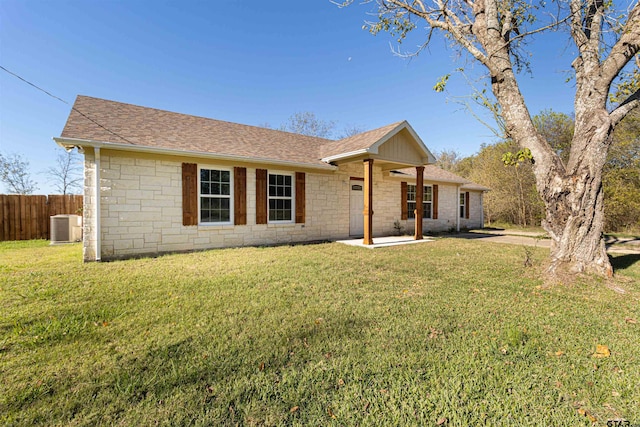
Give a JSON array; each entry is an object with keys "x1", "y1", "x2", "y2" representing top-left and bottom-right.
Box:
[
  {"x1": 539, "y1": 111, "x2": 613, "y2": 276},
  {"x1": 544, "y1": 181, "x2": 611, "y2": 276}
]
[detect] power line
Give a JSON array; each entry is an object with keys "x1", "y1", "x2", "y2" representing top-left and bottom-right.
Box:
[{"x1": 0, "y1": 64, "x2": 135, "y2": 145}]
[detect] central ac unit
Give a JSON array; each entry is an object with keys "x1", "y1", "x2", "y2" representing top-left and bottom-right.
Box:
[{"x1": 51, "y1": 214, "x2": 83, "y2": 243}]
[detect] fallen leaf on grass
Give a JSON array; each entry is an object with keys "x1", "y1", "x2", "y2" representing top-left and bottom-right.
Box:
[
  {"x1": 327, "y1": 406, "x2": 336, "y2": 419},
  {"x1": 428, "y1": 327, "x2": 442, "y2": 339},
  {"x1": 625, "y1": 317, "x2": 637, "y2": 324},
  {"x1": 290, "y1": 406, "x2": 299, "y2": 413},
  {"x1": 436, "y1": 417, "x2": 448, "y2": 425},
  {"x1": 577, "y1": 408, "x2": 597, "y2": 423},
  {"x1": 592, "y1": 344, "x2": 610, "y2": 358},
  {"x1": 555, "y1": 350, "x2": 564, "y2": 356},
  {"x1": 259, "y1": 362, "x2": 265, "y2": 371}
]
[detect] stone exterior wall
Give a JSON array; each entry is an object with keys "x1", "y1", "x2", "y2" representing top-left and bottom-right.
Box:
[
  {"x1": 397, "y1": 182, "x2": 462, "y2": 234},
  {"x1": 83, "y1": 149, "x2": 485, "y2": 261},
  {"x1": 460, "y1": 190, "x2": 484, "y2": 229},
  {"x1": 82, "y1": 149, "x2": 97, "y2": 261}
]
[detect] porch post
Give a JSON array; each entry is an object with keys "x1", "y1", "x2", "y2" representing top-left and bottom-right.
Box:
[
  {"x1": 363, "y1": 159, "x2": 374, "y2": 245},
  {"x1": 415, "y1": 166, "x2": 424, "y2": 240}
]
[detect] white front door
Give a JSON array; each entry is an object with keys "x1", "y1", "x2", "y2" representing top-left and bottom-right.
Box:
[{"x1": 350, "y1": 181, "x2": 364, "y2": 236}]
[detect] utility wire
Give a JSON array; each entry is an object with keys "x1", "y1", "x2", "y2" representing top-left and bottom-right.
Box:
[{"x1": 0, "y1": 64, "x2": 135, "y2": 145}]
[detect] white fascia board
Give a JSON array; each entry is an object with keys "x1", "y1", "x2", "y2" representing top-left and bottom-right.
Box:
[
  {"x1": 320, "y1": 148, "x2": 370, "y2": 163},
  {"x1": 54, "y1": 137, "x2": 338, "y2": 171}
]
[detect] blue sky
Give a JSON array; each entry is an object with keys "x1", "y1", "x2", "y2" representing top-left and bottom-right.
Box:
[{"x1": 0, "y1": 0, "x2": 577, "y2": 194}]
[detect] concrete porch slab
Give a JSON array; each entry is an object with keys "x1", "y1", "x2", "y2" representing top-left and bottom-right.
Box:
[{"x1": 337, "y1": 235, "x2": 435, "y2": 249}]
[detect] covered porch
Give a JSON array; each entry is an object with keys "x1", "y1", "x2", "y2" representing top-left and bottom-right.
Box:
[{"x1": 321, "y1": 121, "x2": 436, "y2": 246}]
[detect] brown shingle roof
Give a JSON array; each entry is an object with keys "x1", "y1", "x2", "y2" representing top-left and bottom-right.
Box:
[
  {"x1": 395, "y1": 165, "x2": 489, "y2": 190},
  {"x1": 61, "y1": 96, "x2": 333, "y2": 167},
  {"x1": 59, "y1": 96, "x2": 442, "y2": 173}
]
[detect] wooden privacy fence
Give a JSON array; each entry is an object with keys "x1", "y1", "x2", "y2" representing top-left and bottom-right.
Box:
[{"x1": 0, "y1": 195, "x2": 83, "y2": 241}]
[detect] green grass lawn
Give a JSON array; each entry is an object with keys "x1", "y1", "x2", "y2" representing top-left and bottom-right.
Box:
[{"x1": 1, "y1": 239, "x2": 639, "y2": 426}]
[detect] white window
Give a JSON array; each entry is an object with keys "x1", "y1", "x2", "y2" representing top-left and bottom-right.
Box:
[
  {"x1": 268, "y1": 172, "x2": 294, "y2": 222},
  {"x1": 199, "y1": 167, "x2": 233, "y2": 224},
  {"x1": 407, "y1": 184, "x2": 432, "y2": 219},
  {"x1": 460, "y1": 192, "x2": 466, "y2": 218}
]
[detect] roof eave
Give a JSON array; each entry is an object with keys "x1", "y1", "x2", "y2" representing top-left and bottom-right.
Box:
[
  {"x1": 54, "y1": 137, "x2": 338, "y2": 171},
  {"x1": 320, "y1": 149, "x2": 370, "y2": 163},
  {"x1": 387, "y1": 170, "x2": 468, "y2": 185},
  {"x1": 461, "y1": 184, "x2": 491, "y2": 192}
]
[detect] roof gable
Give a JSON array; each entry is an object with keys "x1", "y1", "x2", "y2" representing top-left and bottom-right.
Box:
[{"x1": 320, "y1": 121, "x2": 435, "y2": 165}]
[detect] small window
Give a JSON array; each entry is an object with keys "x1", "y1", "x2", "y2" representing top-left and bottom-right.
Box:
[
  {"x1": 407, "y1": 184, "x2": 432, "y2": 219},
  {"x1": 268, "y1": 173, "x2": 293, "y2": 222},
  {"x1": 199, "y1": 167, "x2": 232, "y2": 224},
  {"x1": 459, "y1": 192, "x2": 466, "y2": 218}
]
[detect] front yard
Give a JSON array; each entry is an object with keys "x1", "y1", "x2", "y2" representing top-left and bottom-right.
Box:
[{"x1": 1, "y1": 239, "x2": 638, "y2": 426}]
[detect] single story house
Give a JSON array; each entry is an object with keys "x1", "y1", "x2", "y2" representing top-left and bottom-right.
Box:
[{"x1": 55, "y1": 95, "x2": 489, "y2": 261}]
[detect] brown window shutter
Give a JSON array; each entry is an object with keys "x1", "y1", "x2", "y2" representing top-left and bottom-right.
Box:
[
  {"x1": 256, "y1": 169, "x2": 267, "y2": 224},
  {"x1": 295, "y1": 172, "x2": 306, "y2": 223},
  {"x1": 234, "y1": 167, "x2": 247, "y2": 225},
  {"x1": 433, "y1": 184, "x2": 439, "y2": 219},
  {"x1": 400, "y1": 182, "x2": 408, "y2": 220},
  {"x1": 182, "y1": 163, "x2": 198, "y2": 226},
  {"x1": 465, "y1": 191, "x2": 470, "y2": 219}
]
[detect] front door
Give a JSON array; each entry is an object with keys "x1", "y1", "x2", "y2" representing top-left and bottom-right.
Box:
[{"x1": 349, "y1": 180, "x2": 364, "y2": 236}]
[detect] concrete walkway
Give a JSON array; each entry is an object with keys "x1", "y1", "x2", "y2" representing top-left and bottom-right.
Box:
[
  {"x1": 462, "y1": 229, "x2": 640, "y2": 254},
  {"x1": 337, "y1": 235, "x2": 435, "y2": 249},
  {"x1": 336, "y1": 229, "x2": 639, "y2": 254}
]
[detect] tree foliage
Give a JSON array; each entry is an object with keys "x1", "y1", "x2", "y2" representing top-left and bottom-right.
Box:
[
  {"x1": 532, "y1": 110, "x2": 574, "y2": 163},
  {"x1": 279, "y1": 112, "x2": 336, "y2": 138},
  {"x1": 434, "y1": 149, "x2": 463, "y2": 172},
  {"x1": 0, "y1": 152, "x2": 38, "y2": 195},
  {"x1": 45, "y1": 149, "x2": 83, "y2": 195},
  {"x1": 466, "y1": 141, "x2": 544, "y2": 227},
  {"x1": 604, "y1": 110, "x2": 640, "y2": 232},
  {"x1": 273, "y1": 112, "x2": 365, "y2": 140}
]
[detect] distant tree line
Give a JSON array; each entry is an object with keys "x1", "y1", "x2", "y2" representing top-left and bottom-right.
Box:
[
  {"x1": 0, "y1": 150, "x2": 82, "y2": 195},
  {"x1": 438, "y1": 110, "x2": 640, "y2": 233}
]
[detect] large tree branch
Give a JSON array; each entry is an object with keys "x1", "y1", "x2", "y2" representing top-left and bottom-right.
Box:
[
  {"x1": 610, "y1": 88, "x2": 640, "y2": 126},
  {"x1": 584, "y1": 0, "x2": 604, "y2": 56},
  {"x1": 569, "y1": 0, "x2": 588, "y2": 55},
  {"x1": 385, "y1": 0, "x2": 491, "y2": 67},
  {"x1": 488, "y1": 15, "x2": 572, "y2": 62},
  {"x1": 600, "y1": 2, "x2": 640, "y2": 86}
]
